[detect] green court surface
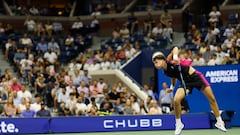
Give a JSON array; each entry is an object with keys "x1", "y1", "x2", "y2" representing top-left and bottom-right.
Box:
[{"x1": 30, "y1": 127, "x2": 240, "y2": 135}]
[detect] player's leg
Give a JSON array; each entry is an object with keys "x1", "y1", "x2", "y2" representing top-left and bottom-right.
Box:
[
  {"x1": 201, "y1": 86, "x2": 227, "y2": 132},
  {"x1": 174, "y1": 88, "x2": 185, "y2": 135}
]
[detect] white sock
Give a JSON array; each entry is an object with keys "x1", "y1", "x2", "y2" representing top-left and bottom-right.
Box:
[
  {"x1": 176, "y1": 118, "x2": 182, "y2": 125},
  {"x1": 216, "y1": 116, "x2": 223, "y2": 123}
]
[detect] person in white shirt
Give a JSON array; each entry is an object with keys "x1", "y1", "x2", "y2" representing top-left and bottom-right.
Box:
[
  {"x1": 17, "y1": 85, "x2": 32, "y2": 103},
  {"x1": 97, "y1": 78, "x2": 106, "y2": 91},
  {"x1": 207, "y1": 54, "x2": 218, "y2": 66},
  {"x1": 71, "y1": 17, "x2": 84, "y2": 30},
  {"x1": 101, "y1": 58, "x2": 111, "y2": 70},
  {"x1": 19, "y1": 33, "x2": 33, "y2": 46},
  {"x1": 57, "y1": 87, "x2": 69, "y2": 110},
  {"x1": 65, "y1": 80, "x2": 76, "y2": 96},
  {"x1": 75, "y1": 96, "x2": 87, "y2": 115},
  {"x1": 44, "y1": 49, "x2": 58, "y2": 65},
  {"x1": 152, "y1": 23, "x2": 163, "y2": 36},
  {"x1": 88, "y1": 60, "x2": 101, "y2": 71},
  {"x1": 222, "y1": 35, "x2": 234, "y2": 50},
  {"x1": 192, "y1": 53, "x2": 205, "y2": 66},
  {"x1": 110, "y1": 57, "x2": 121, "y2": 69},
  {"x1": 120, "y1": 23, "x2": 130, "y2": 39},
  {"x1": 24, "y1": 16, "x2": 36, "y2": 33},
  {"x1": 30, "y1": 95, "x2": 42, "y2": 112},
  {"x1": 215, "y1": 46, "x2": 226, "y2": 65},
  {"x1": 223, "y1": 23, "x2": 235, "y2": 37},
  {"x1": 65, "y1": 92, "x2": 77, "y2": 114},
  {"x1": 208, "y1": 6, "x2": 221, "y2": 23}
]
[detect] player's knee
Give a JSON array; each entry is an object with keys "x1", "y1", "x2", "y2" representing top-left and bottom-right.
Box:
[{"x1": 174, "y1": 97, "x2": 181, "y2": 105}]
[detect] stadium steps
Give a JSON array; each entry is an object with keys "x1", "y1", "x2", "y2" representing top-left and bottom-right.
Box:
[
  {"x1": 167, "y1": 32, "x2": 185, "y2": 49},
  {"x1": 0, "y1": 49, "x2": 16, "y2": 77}
]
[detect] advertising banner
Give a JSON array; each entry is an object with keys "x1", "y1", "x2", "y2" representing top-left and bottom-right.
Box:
[
  {"x1": 0, "y1": 118, "x2": 49, "y2": 134},
  {"x1": 50, "y1": 114, "x2": 210, "y2": 133}
]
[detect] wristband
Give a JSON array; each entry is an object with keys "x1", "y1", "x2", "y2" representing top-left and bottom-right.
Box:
[
  {"x1": 170, "y1": 84, "x2": 175, "y2": 90},
  {"x1": 173, "y1": 54, "x2": 178, "y2": 60}
]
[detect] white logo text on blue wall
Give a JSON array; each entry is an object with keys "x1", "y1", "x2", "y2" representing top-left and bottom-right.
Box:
[
  {"x1": 0, "y1": 121, "x2": 19, "y2": 133},
  {"x1": 205, "y1": 69, "x2": 238, "y2": 83}
]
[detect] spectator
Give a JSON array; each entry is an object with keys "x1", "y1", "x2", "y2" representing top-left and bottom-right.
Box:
[
  {"x1": 127, "y1": 12, "x2": 139, "y2": 34},
  {"x1": 47, "y1": 37, "x2": 60, "y2": 55},
  {"x1": 159, "y1": 82, "x2": 173, "y2": 114},
  {"x1": 29, "y1": 5, "x2": 40, "y2": 15},
  {"x1": 5, "y1": 38, "x2": 13, "y2": 61},
  {"x1": 77, "y1": 81, "x2": 89, "y2": 97},
  {"x1": 130, "y1": 94, "x2": 140, "y2": 114},
  {"x1": 36, "y1": 102, "x2": 51, "y2": 117},
  {"x1": 65, "y1": 34, "x2": 74, "y2": 46},
  {"x1": 51, "y1": 83, "x2": 61, "y2": 112},
  {"x1": 80, "y1": 70, "x2": 92, "y2": 86},
  {"x1": 114, "y1": 46, "x2": 126, "y2": 63},
  {"x1": 112, "y1": 26, "x2": 121, "y2": 39},
  {"x1": 163, "y1": 21, "x2": 174, "y2": 43},
  {"x1": 45, "y1": 20, "x2": 53, "y2": 36},
  {"x1": 143, "y1": 84, "x2": 155, "y2": 100},
  {"x1": 24, "y1": 16, "x2": 36, "y2": 34},
  {"x1": 44, "y1": 49, "x2": 58, "y2": 67},
  {"x1": 149, "y1": 100, "x2": 162, "y2": 115},
  {"x1": 3, "y1": 96, "x2": 17, "y2": 117},
  {"x1": 36, "y1": 38, "x2": 48, "y2": 53},
  {"x1": 86, "y1": 97, "x2": 100, "y2": 114},
  {"x1": 17, "y1": 85, "x2": 32, "y2": 103},
  {"x1": 207, "y1": 54, "x2": 217, "y2": 66},
  {"x1": 35, "y1": 19, "x2": 45, "y2": 37},
  {"x1": 152, "y1": 23, "x2": 163, "y2": 37},
  {"x1": 31, "y1": 95, "x2": 42, "y2": 112},
  {"x1": 223, "y1": 23, "x2": 234, "y2": 37},
  {"x1": 143, "y1": 12, "x2": 155, "y2": 33},
  {"x1": 124, "y1": 40, "x2": 136, "y2": 59},
  {"x1": 99, "y1": 99, "x2": 113, "y2": 116},
  {"x1": 100, "y1": 57, "x2": 111, "y2": 70},
  {"x1": 208, "y1": 5, "x2": 221, "y2": 24},
  {"x1": 19, "y1": 33, "x2": 33, "y2": 47},
  {"x1": 65, "y1": 92, "x2": 77, "y2": 115},
  {"x1": 108, "y1": 84, "x2": 120, "y2": 104},
  {"x1": 71, "y1": 17, "x2": 84, "y2": 36},
  {"x1": 21, "y1": 102, "x2": 35, "y2": 117},
  {"x1": 120, "y1": 23, "x2": 130, "y2": 39},
  {"x1": 110, "y1": 57, "x2": 121, "y2": 69},
  {"x1": 89, "y1": 15, "x2": 100, "y2": 32},
  {"x1": 89, "y1": 79, "x2": 103, "y2": 98},
  {"x1": 10, "y1": 77, "x2": 22, "y2": 92},
  {"x1": 222, "y1": 34, "x2": 234, "y2": 51},
  {"x1": 17, "y1": 97, "x2": 27, "y2": 114},
  {"x1": 52, "y1": 18, "x2": 63, "y2": 35},
  {"x1": 192, "y1": 53, "x2": 206, "y2": 66},
  {"x1": 97, "y1": 78, "x2": 106, "y2": 91},
  {"x1": 123, "y1": 99, "x2": 135, "y2": 115},
  {"x1": 160, "y1": 9, "x2": 172, "y2": 27},
  {"x1": 75, "y1": 96, "x2": 87, "y2": 116}
]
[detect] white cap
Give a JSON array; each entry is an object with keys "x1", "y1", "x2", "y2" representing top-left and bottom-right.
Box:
[{"x1": 152, "y1": 51, "x2": 165, "y2": 62}]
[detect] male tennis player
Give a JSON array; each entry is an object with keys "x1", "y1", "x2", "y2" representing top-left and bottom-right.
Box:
[{"x1": 152, "y1": 47, "x2": 227, "y2": 135}]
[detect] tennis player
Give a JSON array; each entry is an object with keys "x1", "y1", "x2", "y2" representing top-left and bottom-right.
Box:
[{"x1": 152, "y1": 47, "x2": 227, "y2": 135}]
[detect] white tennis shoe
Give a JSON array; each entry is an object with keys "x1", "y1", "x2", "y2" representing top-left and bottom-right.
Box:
[
  {"x1": 215, "y1": 121, "x2": 227, "y2": 132},
  {"x1": 175, "y1": 122, "x2": 184, "y2": 135}
]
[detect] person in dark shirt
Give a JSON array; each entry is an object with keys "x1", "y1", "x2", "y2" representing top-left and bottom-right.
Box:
[
  {"x1": 36, "y1": 102, "x2": 51, "y2": 117},
  {"x1": 152, "y1": 47, "x2": 227, "y2": 135}
]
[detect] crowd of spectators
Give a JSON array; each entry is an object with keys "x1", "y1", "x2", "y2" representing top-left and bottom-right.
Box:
[{"x1": 183, "y1": 5, "x2": 240, "y2": 66}]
